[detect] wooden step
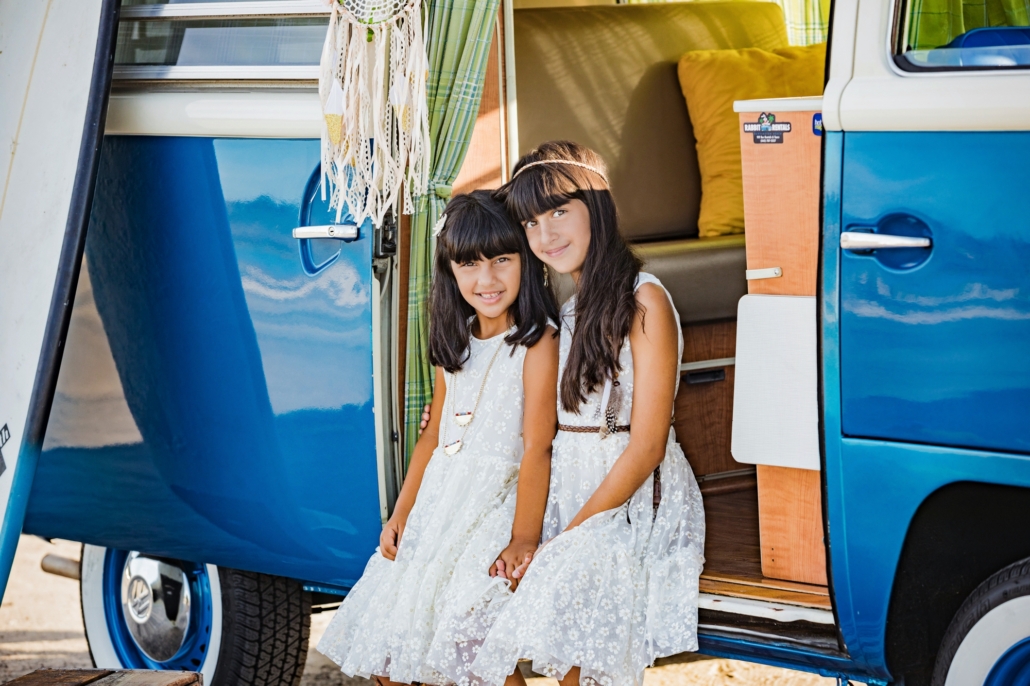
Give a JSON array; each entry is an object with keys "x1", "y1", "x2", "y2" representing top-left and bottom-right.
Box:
[
  {"x1": 3, "y1": 671, "x2": 201, "y2": 686},
  {"x1": 699, "y1": 576, "x2": 832, "y2": 610},
  {"x1": 702, "y1": 571, "x2": 829, "y2": 596}
]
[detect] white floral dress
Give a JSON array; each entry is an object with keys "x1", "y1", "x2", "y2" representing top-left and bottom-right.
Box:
[
  {"x1": 318, "y1": 330, "x2": 528, "y2": 685},
  {"x1": 472, "y1": 273, "x2": 706, "y2": 686}
]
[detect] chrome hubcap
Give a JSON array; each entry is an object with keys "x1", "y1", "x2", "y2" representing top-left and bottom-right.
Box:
[{"x1": 120, "y1": 552, "x2": 191, "y2": 662}]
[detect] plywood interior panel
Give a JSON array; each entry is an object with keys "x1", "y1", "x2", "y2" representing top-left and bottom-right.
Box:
[
  {"x1": 756, "y1": 464, "x2": 827, "y2": 585},
  {"x1": 738, "y1": 109, "x2": 821, "y2": 296},
  {"x1": 674, "y1": 320, "x2": 743, "y2": 477}
]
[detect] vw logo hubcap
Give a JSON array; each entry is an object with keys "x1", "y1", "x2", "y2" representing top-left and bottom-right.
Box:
[{"x1": 119, "y1": 552, "x2": 191, "y2": 662}]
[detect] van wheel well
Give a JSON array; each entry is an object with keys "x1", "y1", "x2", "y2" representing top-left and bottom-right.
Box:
[{"x1": 885, "y1": 482, "x2": 1030, "y2": 686}]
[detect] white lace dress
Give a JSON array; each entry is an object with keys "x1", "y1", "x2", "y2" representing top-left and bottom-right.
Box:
[
  {"x1": 318, "y1": 330, "x2": 529, "y2": 685},
  {"x1": 472, "y1": 273, "x2": 706, "y2": 686}
]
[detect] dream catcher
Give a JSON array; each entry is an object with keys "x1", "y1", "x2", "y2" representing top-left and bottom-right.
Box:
[{"x1": 319, "y1": 0, "x2": 430, "y2": 226}]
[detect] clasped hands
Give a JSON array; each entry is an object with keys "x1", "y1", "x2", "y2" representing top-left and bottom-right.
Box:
[{"x1": 489, "y1": 537, "x2": 538, "y2": 591}]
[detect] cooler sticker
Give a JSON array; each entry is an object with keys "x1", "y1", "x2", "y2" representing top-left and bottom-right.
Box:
[
  {"x1": 0, "y1": 423, "x2": 9, "y2": 477},
  {"x1": 743, "y1": 113, "x2": 791, "y2": 144},
  {"x1": 813, "y1": 113, "x2": 824, "y2": 136}
]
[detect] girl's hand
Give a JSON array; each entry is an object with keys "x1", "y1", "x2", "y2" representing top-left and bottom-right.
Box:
[
  {"x1": 380, "y1": 514, "x2": 407, "y2": 560},
  {"x1": 419, "y1": 404, "x2": 431, "y2": 434},
  {"x1": 490, "y1": 538, "x2": 538, "y2": 590},
  {"x1": 511, "y1": 538, "x2": 549, "y2": 581}
]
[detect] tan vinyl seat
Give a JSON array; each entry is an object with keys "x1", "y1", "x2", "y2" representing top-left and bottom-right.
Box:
[{"x1": 513, "y1": 2, "x2": 788, "y2": 322}]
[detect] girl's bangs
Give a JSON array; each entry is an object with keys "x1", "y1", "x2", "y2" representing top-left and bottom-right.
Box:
[
  {"x1": 505, "y1": 166, "x2": 583, "y2": 224},
  {"x1": 441, "y1": 204, "x2": 525, "y2": 265}
]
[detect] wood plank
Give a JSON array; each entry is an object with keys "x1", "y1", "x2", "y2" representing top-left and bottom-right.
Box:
[
  {"x1": 674, "y1": 320, "x2": 743, "y2": 477},
  {"x1": 699, "y1": 577, "x2": 831, "y2": 610},
  {"x1": 738, "y1": 109, "x2": 821, "y2": 296},
  {"x1": 702, "y1": 571, "x2": 829, "y2": 597},
  {"x1": 757, "y1": 464, "x2": 828, "y2": 585},
  {"x1": 91, "y1": 672, "x2": 199, "y2": 686},
  {"x1": 3, "y1": 671, "x2": 112, "y2": 686}
]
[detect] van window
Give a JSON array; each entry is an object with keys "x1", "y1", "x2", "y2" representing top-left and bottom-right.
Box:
[
  {"x1": 116, "y1": 18, "x2": 326, "y2": 67},
  {"x1": 895, "y1": 0, "x2": 1030, "y2": 70},
  {"x1": 114, "y1": 1, "x2": 329, "y2": 83}
]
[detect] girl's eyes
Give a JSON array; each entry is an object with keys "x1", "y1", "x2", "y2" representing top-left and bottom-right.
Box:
[{"x1": 524, "y1": 208, "x2": 567, "y2": 228}]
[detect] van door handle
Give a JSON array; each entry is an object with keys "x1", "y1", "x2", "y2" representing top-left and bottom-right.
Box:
[
  {"x1": 840, "y1": 232, "x2": 931, "y2": 250},
  {"x1": 292, "y1": 224, "x2": 359, "y2": 240}
]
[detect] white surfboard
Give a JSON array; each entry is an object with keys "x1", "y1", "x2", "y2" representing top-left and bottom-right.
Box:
[{"x1": 0, "y1": 0, "x2": 118, "y2": 598}]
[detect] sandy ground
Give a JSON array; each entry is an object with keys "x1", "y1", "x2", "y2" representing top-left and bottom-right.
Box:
[{"x1": 2, "y1": 535, "x2": 836, "y2": 686}]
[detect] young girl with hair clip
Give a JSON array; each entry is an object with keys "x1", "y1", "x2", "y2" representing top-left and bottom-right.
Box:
[
  {"x1": 318, "y1": 190, "x2": 559, "y2": 686},
  {"x1": 472, "y1": 142, "x2": 706, "y2": 686}
]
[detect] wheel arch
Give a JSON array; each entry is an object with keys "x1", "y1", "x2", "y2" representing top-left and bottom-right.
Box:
[{"x1": 884, "y1": 481, "x2": 1030, "y2": 686}]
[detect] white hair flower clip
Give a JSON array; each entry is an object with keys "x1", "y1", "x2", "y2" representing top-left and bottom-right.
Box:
[{"x1": 431, "y1": 213, "x2": 448, "y2": 238}]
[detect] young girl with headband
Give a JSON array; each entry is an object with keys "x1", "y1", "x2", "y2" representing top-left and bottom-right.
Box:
[
  {"x1": 318, "y1": 191, "x2": 559, "y2": 686},
  {"x1": 473, "y1": 141, "x2": 706, "y2": 686}
]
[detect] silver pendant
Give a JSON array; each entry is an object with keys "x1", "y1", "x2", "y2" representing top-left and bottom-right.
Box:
[
  {"x1": 454, "y1": 412, "x2": 473, "y2": 427},
  {"x1": 444, "y1": 439, "x2": 463, "y2": 455}
]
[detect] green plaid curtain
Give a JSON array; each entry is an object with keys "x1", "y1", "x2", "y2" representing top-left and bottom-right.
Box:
[
  {"x1": 404, "y1": 0, "x2": 501, "y2": 463},
  {"x1": 908, "y1": 0, "x2": 1030, "y2": 49},
  {"x1": 621, "y1": 0, "x2": 829, "y2": 45}
]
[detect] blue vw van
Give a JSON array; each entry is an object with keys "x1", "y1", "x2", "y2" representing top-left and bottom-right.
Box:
[{"x1": 1, "y1": 0, "x2": 1028, "y2": 684}]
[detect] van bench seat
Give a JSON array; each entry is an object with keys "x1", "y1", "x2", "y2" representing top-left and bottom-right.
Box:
[{"x1": 637, "y1": 235, "x2": 746, "y2": 324}]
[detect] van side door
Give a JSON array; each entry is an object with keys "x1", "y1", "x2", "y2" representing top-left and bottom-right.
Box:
[{"x1": 821, "y1": 0, "x2": 1030, "y2": 676}]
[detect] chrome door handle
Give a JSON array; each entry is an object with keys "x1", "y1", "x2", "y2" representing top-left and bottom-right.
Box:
[
  {"x1": 292, "y1": 224, "x2": 358, "y2": 240},
  {"x1": 840, "y1": 232, "x2": 931, "y2": 250}
]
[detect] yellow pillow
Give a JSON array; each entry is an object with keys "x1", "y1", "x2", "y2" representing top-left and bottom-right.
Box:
[{"x1": 677, "y1": 43, "x2": 826, "y2": 237}]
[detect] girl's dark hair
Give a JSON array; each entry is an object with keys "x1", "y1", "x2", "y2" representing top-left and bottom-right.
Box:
[
  {"x1": 499, "y1": 140, "x2": 641, "y2": 413},
  {"x1": 428, "y1": 190, "x2": 558, "y2": 373}
]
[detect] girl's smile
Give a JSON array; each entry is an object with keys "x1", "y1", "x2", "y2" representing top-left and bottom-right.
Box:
[
  {"x1": 452, "y1": 254, "x2": 522, "y2": 338},
  {"x1": 522, "y1": 199, "x2": 592, "y2": 282}
]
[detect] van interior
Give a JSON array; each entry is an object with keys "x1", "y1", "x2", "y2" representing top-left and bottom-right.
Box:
[
  {"x1": 436, "y1": 0, "x2": 839, "y2": 655},
  {"x1": 105, "y1": 0, "x2": 841, "y2": 656}
]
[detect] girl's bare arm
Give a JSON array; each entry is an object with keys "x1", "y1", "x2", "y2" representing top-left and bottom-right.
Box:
[
  {"x1": 381, "y1": 367, "x2": 447, "y2": 559},
  {"x1": 491, "y1": 327, "x2": 559, "y2": 583},
  {"x1": 564, "y1": 284, "x2": 678, "y2": 531}
]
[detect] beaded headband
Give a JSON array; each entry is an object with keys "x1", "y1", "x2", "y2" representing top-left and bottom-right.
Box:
[{"x1": 512, "y1": 159, "x2": 609, "y2": 186}]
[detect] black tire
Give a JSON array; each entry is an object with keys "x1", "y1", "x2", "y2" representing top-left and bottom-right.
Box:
[
  {"x1": 932, "y1": 557, "x2": 1030, "y2": 686},
  {"x1": 212, "y1": 568, "x2": 312, "y2": 686}
]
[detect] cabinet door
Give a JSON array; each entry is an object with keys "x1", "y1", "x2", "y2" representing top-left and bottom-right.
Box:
[
  {"x1": 839, "y1": 132, "x2": 1030, "y2": 453},
  {"x1": 27, "y1": 136, "x2": 383, "y2": 588}
]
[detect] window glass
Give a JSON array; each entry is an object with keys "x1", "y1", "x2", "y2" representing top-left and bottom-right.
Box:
[
  {"x1": 115, "y1": 18, "x2": 327, "y2": 66},
  {"x1": 897, "y1": 0, "x2": 1030, "y2": 69},
  {"x1": 122, "y1": 1, "x2": 268, "y2": 5}
]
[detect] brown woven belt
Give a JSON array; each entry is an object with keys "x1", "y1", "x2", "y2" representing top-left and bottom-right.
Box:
[{"x1": 558, "y1": 424, "x2": 630, "y2": 433}]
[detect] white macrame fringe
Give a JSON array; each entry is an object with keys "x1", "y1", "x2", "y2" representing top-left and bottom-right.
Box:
[{"x1": 319, "y1": 0, "x2": 430, "y2": 226}]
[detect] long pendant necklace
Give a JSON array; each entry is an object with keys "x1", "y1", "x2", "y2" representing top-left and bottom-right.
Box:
[{"x1": 442, "y1": 336, "x2": 506, "y2": 455}]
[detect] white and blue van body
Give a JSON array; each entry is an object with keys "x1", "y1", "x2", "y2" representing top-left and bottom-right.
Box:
[{"x1": 1, "y1": 0, "x2": 1027, "y2": 684}]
